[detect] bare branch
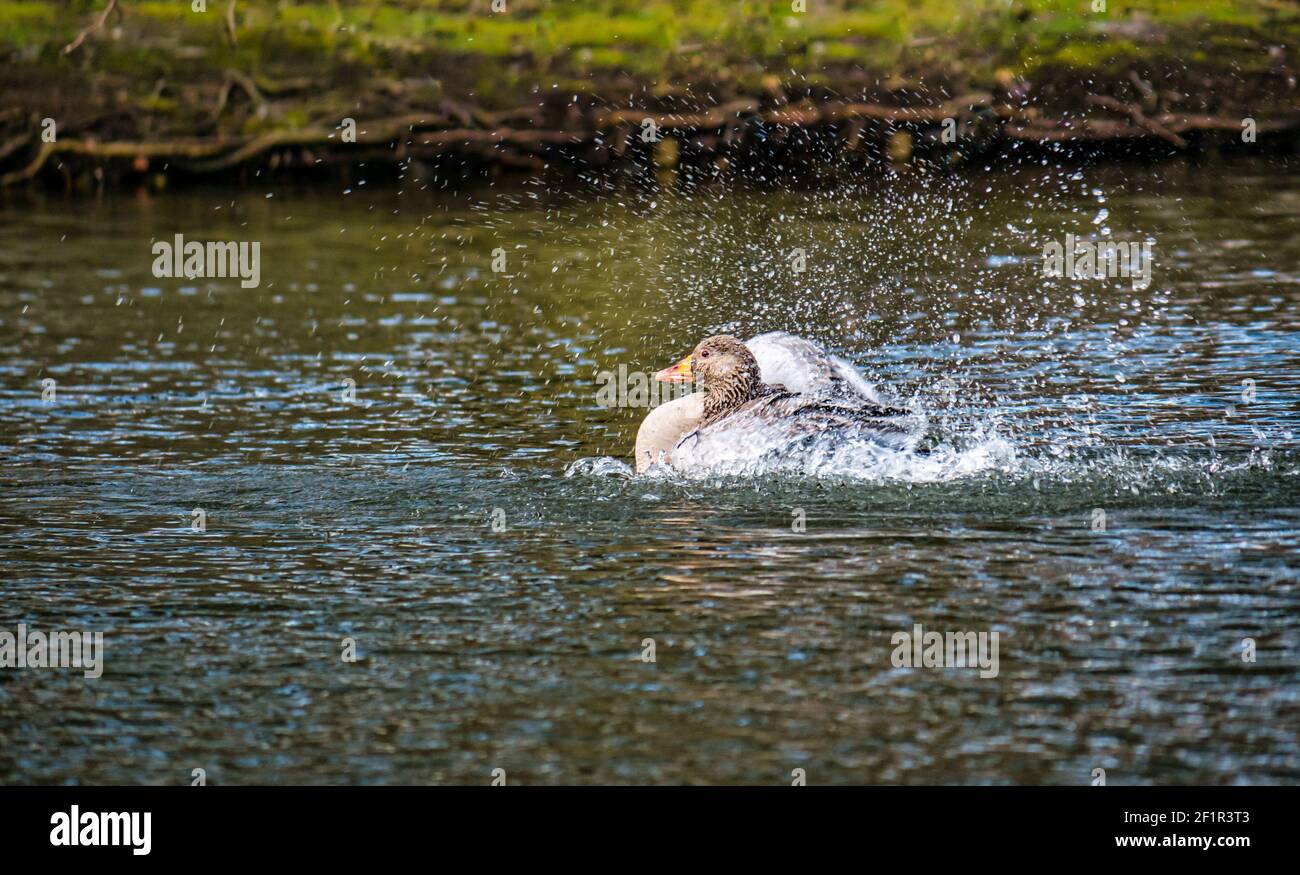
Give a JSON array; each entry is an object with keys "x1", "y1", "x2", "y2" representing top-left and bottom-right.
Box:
[
  {"x1": 63, "y1": 0, "x2": 121, "y2": 56},
  {"x1": 225, "y1": 1, "x2": 238, "y2": 47}
]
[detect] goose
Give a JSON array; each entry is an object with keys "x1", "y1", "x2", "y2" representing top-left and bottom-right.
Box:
[{"x1": 634, "y1": 332, "x2": 910, "y2": 472}]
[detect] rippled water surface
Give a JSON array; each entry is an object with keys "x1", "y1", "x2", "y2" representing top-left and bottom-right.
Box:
[{"x1": 2, "y1": 157, "x2": 1298, "y2": 784}]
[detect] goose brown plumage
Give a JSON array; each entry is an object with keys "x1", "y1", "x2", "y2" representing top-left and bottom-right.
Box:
[{"x1": 654, "y1": 334, "x2": 910, "y2": 436}]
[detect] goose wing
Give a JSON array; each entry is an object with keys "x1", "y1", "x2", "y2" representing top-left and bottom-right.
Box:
[
  {"x1": 746, "y1": 331, "x2": 892, "y2": 405},
  {"x1": 680, "y1": 391, "x2": 913, "y2": 449},
  {"x1": 742, "y1": 392, "x2": 912, "y2": 432}
]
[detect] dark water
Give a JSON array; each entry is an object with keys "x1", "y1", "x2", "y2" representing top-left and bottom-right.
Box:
[{"x1": 2, "y1": 157, "x2": 1298, "y2": 785}]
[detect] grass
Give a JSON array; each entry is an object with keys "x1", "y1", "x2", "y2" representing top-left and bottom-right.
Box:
[
  {"x1": 0, "y1": 0, "x2": 1296, "y2": 139},
  {"x1": 10, "y1": 1, "x2": 1292, "y2": 73}
]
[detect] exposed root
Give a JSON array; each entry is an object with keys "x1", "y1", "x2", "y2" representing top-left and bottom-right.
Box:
[
  {"x1": 1, "y1": 95, "x2": 1295, "y2": 188},
  {"x1": 1087, "y1": 95, "x2": 1188, "y2": 148},
  {"x1": 224, "y1": 1, "x2": 239, "y2": 48},
  {"x1": 0, "y1": 131, "x2": 33, "y2": 164},
  {"x1": 63, "y1": 0, "x2": 121, "y2": 56},
  {"x1": 0, "y1": 140, "x2": 54, "y2": 186}
]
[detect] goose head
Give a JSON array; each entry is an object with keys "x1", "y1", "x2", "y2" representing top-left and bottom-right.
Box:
[{"x1": 655, "y1": 334, "x2": 766, "y2": 423}]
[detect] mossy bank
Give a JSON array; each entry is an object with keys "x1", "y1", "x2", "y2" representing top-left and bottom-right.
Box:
[{"x1": 2, "y1": 0, "x2": 1298, "y2": 189}]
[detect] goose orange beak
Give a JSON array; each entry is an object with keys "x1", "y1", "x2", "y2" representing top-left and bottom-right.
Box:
[{"x1": 654, "y1": 354, "x2": 693, "y2": 383}]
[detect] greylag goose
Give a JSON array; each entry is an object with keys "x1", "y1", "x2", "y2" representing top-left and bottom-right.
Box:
[{"x1": 635, "y1": 332, "x2": 911, "y2": 472}]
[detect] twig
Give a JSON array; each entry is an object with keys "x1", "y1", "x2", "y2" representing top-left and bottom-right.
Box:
[
  {"x1": 63, "y1": 0, "x2": 120, "y2": 55},
  {"x1": 0, "y1": 138, "x2": 239, "y2": 186},
  {"x1": 1086, "y1": 95, "x2": 1187, "y2": 148},
  {"x1": 0, "y1": 141, "x2": 54, "y2": 185},
  {"x1": 224, "y1": 69, "x2": 267, "y2": 114},
  {"x1": 180, "y1": 114, "x2": 456, "y2": 172},
  {"x1": 1127, "y1": 70, "x2": 1156, "y2": 103},
  {"x1": 0, "y1": 131, "x2": 33, "y2": 163},
  {"x1": 224, "y1": 1, "x2": 239, "y2": 47},
  {"x1": 208, "y1": 80, "x2": 234, "y2": 124},
  {"x1": 252, "y1": 74, "x2": 317, "y2": 96}
]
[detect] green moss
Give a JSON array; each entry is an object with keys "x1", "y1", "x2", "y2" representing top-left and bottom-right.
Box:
[
  {"x1": 1040, "y1": 38, "x2": 1141, "y2": 72},
  {"x1": 2, "y1": 0, "x2": 1297, "y2": 141},
  {"x1": 0, "y1": 1, "x2": 56, "y2": 27}
]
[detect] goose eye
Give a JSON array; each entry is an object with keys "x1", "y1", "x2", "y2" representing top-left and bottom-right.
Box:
[{"x1": 699, "y1": 349, "x2": 711, "y2": 359}]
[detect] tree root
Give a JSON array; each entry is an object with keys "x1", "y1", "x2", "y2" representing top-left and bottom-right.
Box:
[
  {"x1": 0, "y1": 138, "x2": 237, "y2": 186},
  {"x1": 63, "y1": 0, "x2": 121, "y2": 56},
  {"x1": 1, "y1": 97, "x2": 1295, "y2": 188},
  {"x1": 1086, "y1": 95, "x2": 1188, "y2": 148},
  {"x1": 224, "y1": 1, "x2": 239, "y2": 48},
  {"x1": 1008, "y1": 110, "x2": 1293, "y2": 142}
]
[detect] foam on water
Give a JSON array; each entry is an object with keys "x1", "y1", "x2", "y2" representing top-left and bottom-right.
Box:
[
  {"x1": 567, "y1": 419, "x2": 1020, "y2": 483},
  {"x1": 565, "y1": 435, "x2": 1293, "y2": 495}
]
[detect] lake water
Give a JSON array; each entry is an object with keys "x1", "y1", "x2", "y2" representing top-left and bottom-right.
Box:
[{"x1": 2, "y1": 156, "x2": 1297, "y2": 784}]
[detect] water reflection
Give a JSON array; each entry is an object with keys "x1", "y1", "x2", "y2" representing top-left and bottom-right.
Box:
[{"x1": 1, "y1": 158, "x2": 1298, "y2": 784}]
